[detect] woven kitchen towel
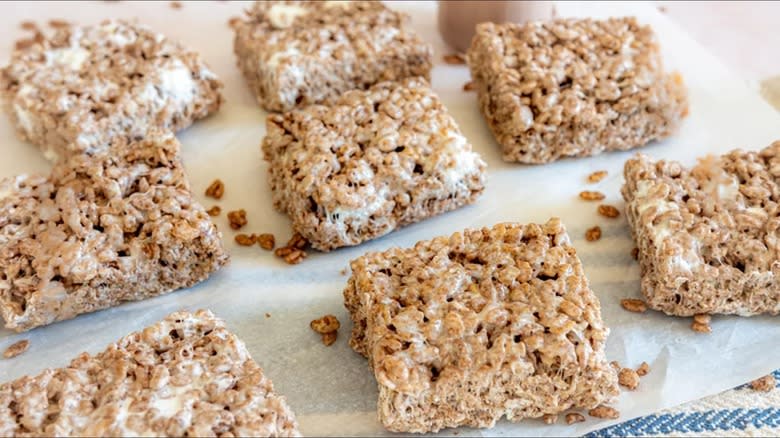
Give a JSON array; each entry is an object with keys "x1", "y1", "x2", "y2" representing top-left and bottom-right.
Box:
[{"x1": 589, "y1": 370, "x2": 780, "y2": 437}]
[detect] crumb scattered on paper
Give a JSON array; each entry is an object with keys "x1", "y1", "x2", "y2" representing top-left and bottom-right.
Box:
[{"x1": 3, "y1": 340, "x2": 29, "y2": 359}]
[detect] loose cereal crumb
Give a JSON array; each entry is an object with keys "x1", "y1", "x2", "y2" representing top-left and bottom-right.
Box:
[
  {"x1": 227, "y1": 209, "x2": 247, "y2": 230},
  {"x1": 693, "y1": 314, "x2": 711, "y2": 324},
  {"x1": 443, "y1": 53, "x2": 466, "y2": 65},
  {"x1": 235, "y1": 233, "x2": 257, "y2": 246},
  {"x1": 48, "y1": 19, "x2": 70, "y2": 28},
  {"x1": 20, "y1": 21, "x2": 38, "y2": 31},
  {"x1": 621, "y1": 298, "x2": 647, "y2": 313},
  {"x1": 228, "y1": 16, "x2": 242, "y2": 29},
  {"x1": 321, "y1": 331, "x2": 337, "y2": 346},
  {"x1": 3, "y1": 340, "x2": 29, "y2": 359},
  {"x1": 463, "y1": 80, "x2": 477, "y2": 91},
  {"x1": 282, "y1": 248, "x2": 307, "y2": 264},
  {"x1": 205, "y1": 179, "x2": 225, "y2": 199},
  {"x1": 286, "y1": 232, "x2": 308, "y2": 250},
  {"x1": 565, "y1": 412, "x2": 585, "y2": 425},
  {"x1": 310, "y1": 314, "x2": 340, "y2": 334},
  {"x1": 631, "y1": 247, "x2": 639, "y2": 260},
  {"x1": 657, "y1": 5, "x2": 668, "y2": 13},
  {"x1": 618, "y1": 368, "x2": 640, "y2": 390},
  {"x1": 691, "y1": 321, "x2": 712, "y2": 334},
  {"x1": 170, "y1": 1, "x2": 182, "y2": 9},
  {"x1": 587, "y1": 170, "x2": 608, "y2": 183},
  {"x1": 750, "y1": 375, "x2": 776, "y2": 392},
  {"x1": 207, "y1": 205, "x2": 221, "y2": 216},
  {"x1": 691, "y1": 314, "x2": 712, "y2": 333},
  {"x1": 597, "y1": 204, "x2": 620, "y2": 218},
  {"x1": 636, "y1": 361, "x2": 650, "y2": 377},
  {"x1": 579, "y1": 190, "x2": 606, "y2": 201},
  {"x1": 340, "y1": 268, "x2": 347, "y2": 276},
  {"x1": 265, "y1": 312, "x2": 271, "y2": 318},
  {"x1": 610, "y1": 361, "x2": 621, "y2": 371},
  {"x1": 542, "y1": 414, "x2": 558, "y2": 425},
  {"x1": 585, "y1": 226, "x2": 601, "y2": 242},
  {"x1": 588, "y1": 405, "x2": 619, "y2": 419},
  {"x1": 257, "y1": 233, "x2": 275, "y2": 250}
]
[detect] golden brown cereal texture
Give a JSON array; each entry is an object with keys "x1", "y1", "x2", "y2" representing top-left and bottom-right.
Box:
[
  {"x1": 585, "y1": 226, "x2": 602, "y2": 242},
  {"x1": 235, "y1": 233, "x2": 257, "y2": 246},
  {"x1": 467, "y1": 18, "x2": 688, "y2": 163},
  {"x1": 343, "y1": 219, "x2": 619, "y2": 433},
  {"x1": 691, "y1": 319, "x2": 712, "y2": 334},
  {"x1": 0, "y1": 132, "x2": 228, "y2": 332},
  {"x1": 588, "y1": 171, "x2": 608, "y2": 183},
  {"x1": 566, "y1": 412, "x2": 586, "y2": 425},
  {"x1": 620, "y1": 299, "x2": 647, "y2": 313},
  {"x1": 598, "y1": 205, "x2": 620, "y2": 218},
  {"x1": 321, "y1": 331, "x2": 337, "y2": 346},
  {"x1": 48, "y1": 19, "x2": 70, "y2": 28},
  {"x1": 636, "y1": 362, "x2": 650, "y2": 377},
  {"x1": 588, "y1": 405, "x2": 620, "y2": 419},
  {"x1": 618, "y1": 368, "x2": 640, "y2": 390},
  {"x1": 580, "y1": 191, "x2": 605, "y2": 201},
  {"x1": 233, "y1": 1, "x2": 433, "y2": 112},
  {"x1": 3, "y1": 340, "x2": 29, "y2": 359},
  {"x1": 205, "y1": 179, "x2": 224, "y2": 199},
  {"x1": 0, "y1": 310, "x2": 301, "y2": 436},
  {"x1": 622, "y1": 145, "x2": 780, "y2": 316},
  {"x1": 310, "y1": 314, "x2": 340, "y2": 334},
  {"x1": 227, "y1": 209, "x2": 247, "y2": 230},
  {"x1": 750, "y1": 375, "x2": 776, "y2": 392},
  {"x1": 262, "y1": 78, "x2": 486, "y2": 251},
  {"x1": 257, "y1": 233, "x2": 276, "y2": 250},
  {"x1": 206, "y1": 205, "x2": 221, "y2": 217},
  {"x1": 1, "y1": 20, "x2": 222, "y2": 162},
  {"x1": 274, "y1": 247, "x2": 306, "y2": 265},
  {"x1": 443, "y1": 53, "x2": 466, "y2": 65}
]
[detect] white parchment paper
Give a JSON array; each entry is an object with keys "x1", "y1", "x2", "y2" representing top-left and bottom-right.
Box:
[{"x1": 0, "y1": 1, "x2": 779, "y2": 436}]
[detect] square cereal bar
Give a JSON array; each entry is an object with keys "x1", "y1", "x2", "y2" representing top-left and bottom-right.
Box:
[
  {"x1": 233, "y1": 0, "x2": 432, "y2": 112},
  {"x1": 262, "y1": 78, "x2": 486, "y2": 251},
  {"x1": 1, "y1": 20, "x2": 222, "y2": 161},
  {"x1": 0, "y1": 310, "x2": 300, "y2": 437},
  {"x1": 0, "y1": 131, "x2": 228, "y2": 332},
  {"x1": 622, "y1": 143, "x2": 780, "y2": 316},
  {"x1": 467, "y1": 17, "x2": 688, "y2": 164},
  {"x1": 343, "y1": 219, "x2": 619, "y2": 433}
]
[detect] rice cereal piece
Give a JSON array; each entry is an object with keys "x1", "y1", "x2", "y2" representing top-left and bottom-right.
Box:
[
  {"x1": 262, "y1": 77, "x2": 487, "y2": 251},
  {"x1": 233, "y1": 0, "x2": 432, "y2": 112},
  {"x1": 622, "y1": 143, "x2": 780, "y2": 316},
  {"x1": 467, "y1": 17, "x2": 688, "y2": 163},
  {"x1": 343, "y1": 219, "x2": 619, "y2": 433},
  {"x1": 0, "y1": 20, "x2": 222, "y2": 161},
  {"x1": 0, "y1": 131, "x2": 228, "y2": 332},
  {"x1": 0, "y1": 310, "x2": 301, "y2": 436}
]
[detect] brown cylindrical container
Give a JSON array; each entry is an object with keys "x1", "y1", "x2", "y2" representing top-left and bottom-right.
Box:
[{"x1": 438, "y1": 1, "x2": 555, "y2": 52}]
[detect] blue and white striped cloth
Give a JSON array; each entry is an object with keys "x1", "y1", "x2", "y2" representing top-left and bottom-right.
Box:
[{"x1": 589, "y1": 370, "x2": 780, "y2": 437}]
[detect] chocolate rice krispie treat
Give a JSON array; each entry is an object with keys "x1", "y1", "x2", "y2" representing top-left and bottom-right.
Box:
[
  {"x1": 344, "y1": 219, "x2": 619, "y2": 433},
  {"x1": 262, "y1": 78, "x2": 486, "y2": 251},
  {"x1": 1, "y1": 20, "x2": 222, "y2": 161},
  {"x1": 0, "y1": 310, "x2": 301, "y2": 436},
  {"x1": 0, "y1": 132, "x2": 228, "y2": 332},
  {"x1": 233, "y1": 0, "x2": 432, "y2": 112},
  {"x1": 467, "y1": 17, "x2": 688, "y2": 164},
  {"x1": 622, "y1": 143, "x2": 780, "y2": 316}
]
